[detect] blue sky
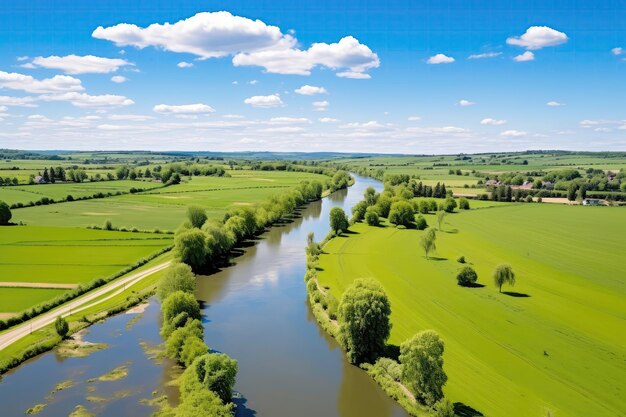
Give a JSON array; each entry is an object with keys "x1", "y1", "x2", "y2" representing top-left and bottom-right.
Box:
[{"x1": 0, "y1": 0, "x2": 624, "y2": 153}]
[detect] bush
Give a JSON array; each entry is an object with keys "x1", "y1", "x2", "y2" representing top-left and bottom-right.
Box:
[
  {"x1": 187, "y1": 206, "x2": 208, "y2": 229},
  {"x1": 456, "y1": 266, "x2": 478, "y2": 286},
  {"x1": 364, "y1": 207, "x2": 380, "y2": 226},
  {"x1": 433, "y1": 398, "x2": 455, "y2": 417},
  {"x1": 457, "y1": 256, "x2": 465, "y2": 263},
  {"x1": 55, "y1": 316, "x2": 69, "y2": 338},
  {"x1": 180, "y1": 337, "x2": 209, "y2": 368},
  {"x1": 458, "y1": 197, "x2": 470, "y2": 210},
  {"x1": 443, "y1": 197, "x2": 457, "y2": 213},
  {"x1": 103, "y1": 219, "x2": 113, "y2": 230},
  {"x1": 525, "y1": 195, "x2": 533, "y2": 203},
  {"x1": 162, "y1": 291, "x2": 201, "y2": 326},
  {"x1": 415, "y1": 215, "x2": 428, "y2": 230},
  {"x1": 388, "y1": 201, "x2": 414, "y2": 227},
  {"x1": 181, "y1": 353, "x2": 238, "y2": 404},
  {"x1": 351, "y1": 201, "x2": 368, "y2": 222},
  {"x1": 157, "y1": 262, "x2": 196, "y2": 300}
]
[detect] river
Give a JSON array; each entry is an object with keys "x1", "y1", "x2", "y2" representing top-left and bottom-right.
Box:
[{"x1": 0, "y1": 174, "x2": 408, "y2": 417}]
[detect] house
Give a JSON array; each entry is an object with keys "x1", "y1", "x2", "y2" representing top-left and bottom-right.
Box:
[
  {"x1": 34, "y1": 175, "x2": 46, "y2": 184},
  {"x1": 485, "y1": 179, "x2": 501, "y2": 187},
  {"x1": 512, "y1": 181, "x2": 533, "y2": 190},
  {"x1": 582, "y1": 198, "x2": 602, "y2": 206}
]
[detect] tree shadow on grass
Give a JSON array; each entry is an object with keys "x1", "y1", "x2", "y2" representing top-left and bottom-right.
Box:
[
  {"x1": 454, "y1": 402, "x2": 484, "y2": 417},
  {"x1": 461, "y1": 282, "x2": 485, "y2": 288},
  {"x1": 503, "y1": 291, "x2": 531, "y2": 298},
  {"x1": 442, "y1": 228, "x2": 459, "y2": 234},
  {"x1": 426, "y1": 256, "x2": 448, "y2": 261}
]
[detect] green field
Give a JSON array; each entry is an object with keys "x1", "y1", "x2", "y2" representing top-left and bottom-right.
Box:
[
  {"x1": 0, "y1": 226, "x2": 172, "y2": 285},
  {"x1": 0, "y1": 288, "x2": 67, "y2": 313},
  {"x1": 317, "y1": 203, "x2": 626, "y2": 417},
  {"x1": 10, "y1": 170, "x2": 328, "y2": 230}
]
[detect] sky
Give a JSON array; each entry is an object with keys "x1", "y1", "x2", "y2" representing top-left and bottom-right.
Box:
[{"x1": 0, "y1": 0, "x2": 624, "y2": 154}]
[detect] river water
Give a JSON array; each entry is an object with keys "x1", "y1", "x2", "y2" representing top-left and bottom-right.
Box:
[{"x1": 0, "y1": 175, "x2": 408, "y2": 417}]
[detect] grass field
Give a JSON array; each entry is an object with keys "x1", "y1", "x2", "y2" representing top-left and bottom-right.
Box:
[
  {"x1": 317, "y1": 203, "x2": 626, "y2": 417},
  {"x1": 0, "y1": 226, "x2": 172, "y2": 312},
  {"x1": 0, "y1": 180, "x2": 159, "y2": 206},
  {"x1": 10, "y1": 170, "x2": 328, "y2": 230}
]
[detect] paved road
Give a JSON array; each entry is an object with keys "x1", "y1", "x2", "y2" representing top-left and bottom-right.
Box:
[{"x1": 0, "y1": 261, "x2": 171, "y2": 351}]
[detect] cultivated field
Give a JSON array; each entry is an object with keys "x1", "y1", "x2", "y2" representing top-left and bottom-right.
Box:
[{"x1": 317, "y1": 203, "x2": 626, "y2": 417}]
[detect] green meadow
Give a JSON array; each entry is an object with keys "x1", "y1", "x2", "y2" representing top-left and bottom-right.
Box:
[
  {"x1": 317, "y1": 203, "x2": 626, "y2": 417},
  {"x1": 10, "y1": 170, "x2": 328, "y2": 230},
  {"x1": 0, "y1": 288, "x2": 67, "y2": 313},
  {"x1": 0, "y1": 226, "x2": 172, "y2": 285}
]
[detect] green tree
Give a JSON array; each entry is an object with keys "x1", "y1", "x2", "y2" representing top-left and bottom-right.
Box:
[
  {"x1": 0, "y1": 200, "x2": 12, "y2": 225},
  {"x1": 165, "y1": 319, "x2": 204, "y2": 362},
  {"x1": 443, "y1": 197, "x2": 457, "y2": 213},
  {"x1": 329, "y1": 207, "x2": 349, "y2": 234},
  {"x1": 175, "y1": 229, "x2": 208, "y2": 271},
  {"x1": 567, "y1": 183, "x2": 578, "y2": 201},
  {"x1": 55, "y1": 316, "x2": 69, "y2": 338},
  {"x1": 175, "y1": 389, "x2": 234, "y2": 417},
  {"x1": 458, "y1": 197, "x2": 470, "y2": 210},
  {"x1": 364, "y1": 186, "x2": 378, "y2": 205},
  {"x1": 181, "y1": 353, "x2": 238, "y2": 403},
  {"x1": 375, "y1": 195, "x2": 393, "y2": 217},
  {"x1": 420, "y1": 228, "x2": 437, "y2": 259},
  {"x1": 162, "y1": 291, "x2": 201, "y2": 325},
  {"x1": 388, "y1": 201, "x2": 414, "y2": 227},
  {"x1": 338, "y1": 278, "x2": 391, "y2": 364},
  {"x1": 364, "y1": 208, "x2": 380, "y2": 226},
  {"x1": 158, "y1": 262, "x2": 196, "y2": 300},
  {"x1": 493, "y1": 264, "x2": 515, "y2": 292},
  {"x1": 415, "y1": 215, "x2": 428, "y2": 230},
  {"x1": 456, "y1": 266, "x2": 478, "y2": 286},
  {"x1": 433, "y1": 398, "x2": 455, "y2": 417},
  {"x1": 187, "y1": 205, "x2": 208, "y2": 229},
  {"x1": 351, "y1": 200, "x2": 368, "y2": 222},
  {"x1": 436, "y1": 211, "x2": 446, "y2": 230},
  {"x1": 399, "y1": 330, "x2": 447, "y2": 406},
  {"x1": 180, "y1": 337, "x2": 209, "y2": 368}
]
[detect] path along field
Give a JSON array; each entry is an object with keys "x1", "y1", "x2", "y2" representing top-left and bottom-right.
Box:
[
  {"x1": 9, "y1": 170, "x2": 327, "y2": 230},
  {"x1": 0, "y1": 226, "x2": 173, "y2": 313},
  {"x1": 317, "y1": 203, "x2": 626, "y2": 417}
]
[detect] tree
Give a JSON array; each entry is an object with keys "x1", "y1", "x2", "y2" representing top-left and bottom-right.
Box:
[
  {"x1": 175, "y1": 229, "x2": 208, "y2": 271},
  {"x1": 436, "y1": 211, "x2": 446, "y2": 230},
  {"x1": 420, "y1": 228, "x2": 437, "y2": 259},
  {"x1": 165, "y1": 319, "x2": 204, "y2": 362},
  {"x1": 162, "y1": 290, "x2": 201, "y2": 325},
  {"x1": 55, "y1": 316, "x2": 69, "y2": 338},
  {"x1": 443, "y1": 197, "x2": 457, "y2": 213},
  {"x1": 49, "y1": 167, "x2": 56, "y2": 183},
  {"x1": 375, "y1": 195, "x2": 393, "y2": 217},
  {"x1": 567, "y1": 183, "x2": 578, "y2": 201},
  {"x1": 399, "y1": 330, "x2": 447, "y2": 406},
  {"x1": 351, "y1": 200, "x2": 368, "y2": 222},
  {"x1": 0, "y1": 200, "x2": 11, "y2": 225},
  {"x1": 458, "y1": 197, "x2": 470, "y2": 210},
  {"x1": 433, "y1": 399, "x2": 455, "y2": 417},
  {"x1": 493, "y1": 264, "x2": 515, "y2": 292},
  {"x1": 388, "y1": 201, "x2": 414, "y2": 227},
  {"x1": 577, "y1": 184, "x2": 587, "y2": 201},
  {"x1": 187, "y1": 205, "x2": 208, "y2": 229},
  {"x1": 364, "y1": 208, "x2": 380, "y2": 226},
  {"x1": 329, "y1": 207, "x2": 349, "y2": 234},
  {"x1": 158, "y1": 262, "x2": 196, "y2": 300},
  {"x1": 181, "y1": 353, "x2": 238, "y2": 403},
  {"x1": 415, "y1": 215, "x2": 428, "y2": 230},
  {"x1": 175, "y1": 389, "x2": 234, "y2": 417},
  {"x1": 180, "y1": 337, "x2": 209, "y2": 368},
  {"x1": 42, "y1": 168, "x2": 50, "y2": 183},
  {"x1": 456, "y1": 266, "x2": 478, "y2": 286},
  {"x1": 364, "y1": 186, "x2": 378, "y2": 206},
  {"x1": 338, "y1": 278, "x2": 391, "y2": 364}
]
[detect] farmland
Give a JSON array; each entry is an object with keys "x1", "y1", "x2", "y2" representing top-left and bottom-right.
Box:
[{"x1": 316, "y1": 202, "x2": 626, "y2": 417}]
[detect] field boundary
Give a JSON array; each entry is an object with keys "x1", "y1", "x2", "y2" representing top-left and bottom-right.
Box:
[{"x1": 0, "y1": 282, "x2": 79, "y2": 289}]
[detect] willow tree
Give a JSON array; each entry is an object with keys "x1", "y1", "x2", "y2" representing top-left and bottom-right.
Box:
[
  {"x1": 493, "y1": 264, "x2": 515, "y2": 292},
  {"x1": 420, "y1": 228, "x2": 437, "y2": 259}
]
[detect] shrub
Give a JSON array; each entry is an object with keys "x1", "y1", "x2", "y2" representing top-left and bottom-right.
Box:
[
  {"x1": 162, "y1": 291, "x2": 201, "y2": 326},
  {"x1": 388, "y1": 201, "x2": 414, "y2": 227},
  {"x1": 351, "y1": 200, "x2": 368, "y2": 222},
  {"x1": 181, "y1": 353, "x2": 238, "y2": 403},
  {"x1": 457, "y1": 256, "x2": 465, "y2": 263},
  {"x1": 525, "y1": 195, "x2": 533, "y2": 203},
  {"x1": 364, "y1": 207, "x2": 380, "y2": 226},
  {"x1": 55, "y1": 316, "x2": 69, "y2": 338},
  {"x1": 456, "y1": 266, "x2": 478, "y2": 286},
  {"x1": 103, "y1": 219, "x2": 113, "y2": 230},
  {"x1": 187, "y1": 205, "x2": 208, "y2": 229},
  {"x1": 433, "y1": 398, "x2": 455, "y2": 417},
  {"x1": 443, "y1": 197, "x2": 457, "y2": 213},
  {"x1": 165, "y1": 319, "x2": 204, "y2": 362},
  {"x1": 415, "y1": 215, "x2": 428, "y2": 230},
  {"x1": 458, "y1": 197, "x2": 470, "y2": 210}
]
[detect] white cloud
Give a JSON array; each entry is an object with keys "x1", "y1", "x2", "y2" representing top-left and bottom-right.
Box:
[
  {"x1": 481, "y1": 118, "x2": 507, "y2": 125},
  {"x1": 513, "y1": 51, "x2": 535, "y2": 62},
  {"x1": 506, "y1": 26, "x2": 568, "y2": 50},
  {"x1": 29, "y1": 55, "x2": 132, "y2": 74},
  {"x1": 39, "y1": 92, "x2": 134, "y2": 108},
  {"x1": 267, "y1": 117, "x2": 310, "y2": 125},
  {"x1": 546, "y1": 101, "x2": 563, "y2": 107},
  {"x1": 177, "y1": 61, "x2": 194, "y2": 68},
  {"x1": 111, "y1": 75, "x2": 127, "y2": 83},
  {"x1": 244, "y1": 94, "x2": 283, "y2": 108},
  {"x1": 312, "y1": 100, "x2": 329, "y2": 111},
  {"x1": 248, "y1": 80, "x2": 258, "y2": 85},
  {"x1": 318, "y1": 117, "x2": 339, "y2": 123},
  {"x1": 294, "y1": 85, "x2": 327, "y2": 95},
  {"x1": 579, "y1": 119, "x2": 599, "y2": 127},
  {"x1": 153, "y1": 103, "x2": 215, "y2": 114},
  {"x1": 408, "y1": 116, "x2": 421, "y2": 121},
  {"x1": 0, "y1": 71, "x2": 83, "y2": 93},
  {"x1": 109, "y1": 114, "x2": 154, "y2": 121},
  {"x1": 406, "y1": 126, "x2": 470, "y2": 135},
  {"x1": 0, "y1": 95, "x2": 38, "y2": 107},
  {"x1": 261, "y1": 126, "x2": 305, "y2": 133},
  {"x1": 93, "y1": 12, "x2": 379, "y2": 78},
  {"x1": 500, "y1": 129, "x2": 527, "y2": 137},
  {"x1": 468, "y1": 52, "x2": 502, "y2": 59},
  {"x1": 611, "y1": 47, "x2": 623, "y2": 56},
  {"x1": 16, "y1": 56, "x2": 29, "y2": 62},
  {"x1": 457, "y1": 99, "x2": 475, "y2": 107},
  {"x1": 427, "y1": 53, "x2": 455, "y2": 64},
  {"x1": 27, "y1": 114, "x2": 52, "y2": 121}
]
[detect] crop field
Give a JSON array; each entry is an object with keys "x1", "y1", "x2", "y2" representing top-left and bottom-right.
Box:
[
  {"x1": 10, "y1": 170, "x2": 328, "y2": 230},
  {"x1": 0, "y1": 288, "x2": 67, "y2": 314},
  {"x1": 0, "y1": 226, "x2": 173, "y2": 313},
  {"x1": 0, "y1": 180, "x2": 159, "y2": 206},
  {"x1": 317, "y1": 203, "x2": 626, "y2": 417}
]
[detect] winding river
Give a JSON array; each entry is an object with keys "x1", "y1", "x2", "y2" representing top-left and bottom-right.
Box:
[{"x1": 0, "y1": 175, "x2": 408, "y2": 417}]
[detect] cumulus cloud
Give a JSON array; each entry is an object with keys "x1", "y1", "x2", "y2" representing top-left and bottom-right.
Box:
[
  {"x1": 177, "y1": 61, "x2": 194, "y2": 68},
  {"x1": 546, "y1": 101, "x2": 563, "y2": 107},
  {"x1": 500, "y1": 129, "x2": 527, "y2": 137},
  {"x1": 109, "y1": 114, "x2": 154, "y2": 121},
  {"x1": 506, "y1": 26, "x2": 568, "y2": 50},
  {"x1": 93, "y1": 11, "x2": 379, "y2": 78},
  {"x1": 153, "y1": 103, "x2": 215, "y2": 114},
  {"x1": 340, "y1": 121, "x2": 391, "y2": 131},
  {"x1": 612, "y1": 47, "x2": 623, "y2": 56},
  {"x1": 513, "y1": 51, "x2": 535, "y2": 62},
  {"x1": 0, "y1": 71, "x2": 83, "y2": 94},
  {"x1": 267, "y1": 117, "x2": 310, "y2": 124},
  {"x1": 457, "y1": 99, "x2": 475, "y2": 107},
  {"x1": 312, "y1": 100, "x2": 329, "y2": 111},
  {"x1": 0, "y1": 95, "x2": 38, "y2": 107},
  {"x1": 39, "y1": 92, "x2": 134, "y2": 108},
  {"x1": 481, "y1": 118, "x2": 507, "y2": 125},
  {"x1": 244, "y1": 94, "x2": 283, "y2": 108},
  {"x1": 294, "y1": 85, "x2": 327, "y2": 95},
  {"x1": 468, "y1": 52, "x2": 502, "y2": 59},
  {"x1": 408, "y1": 116, "x2": 422, "y2": 121},
  {"x1": 427, "y1": 53, "x2": 455, "y2": 64},
  {"x1": 111, "y1": 75, "x2": 127, "y2": 83},
  {"x1": 319, "y1": 117, "x2": 339, "y2": 123},
  {"x1": 406, "y1": 126, "x2": 470, "y2": 135},
  {"x1": 29, "y1": 55, "x2": 132, "y2": 74}
]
